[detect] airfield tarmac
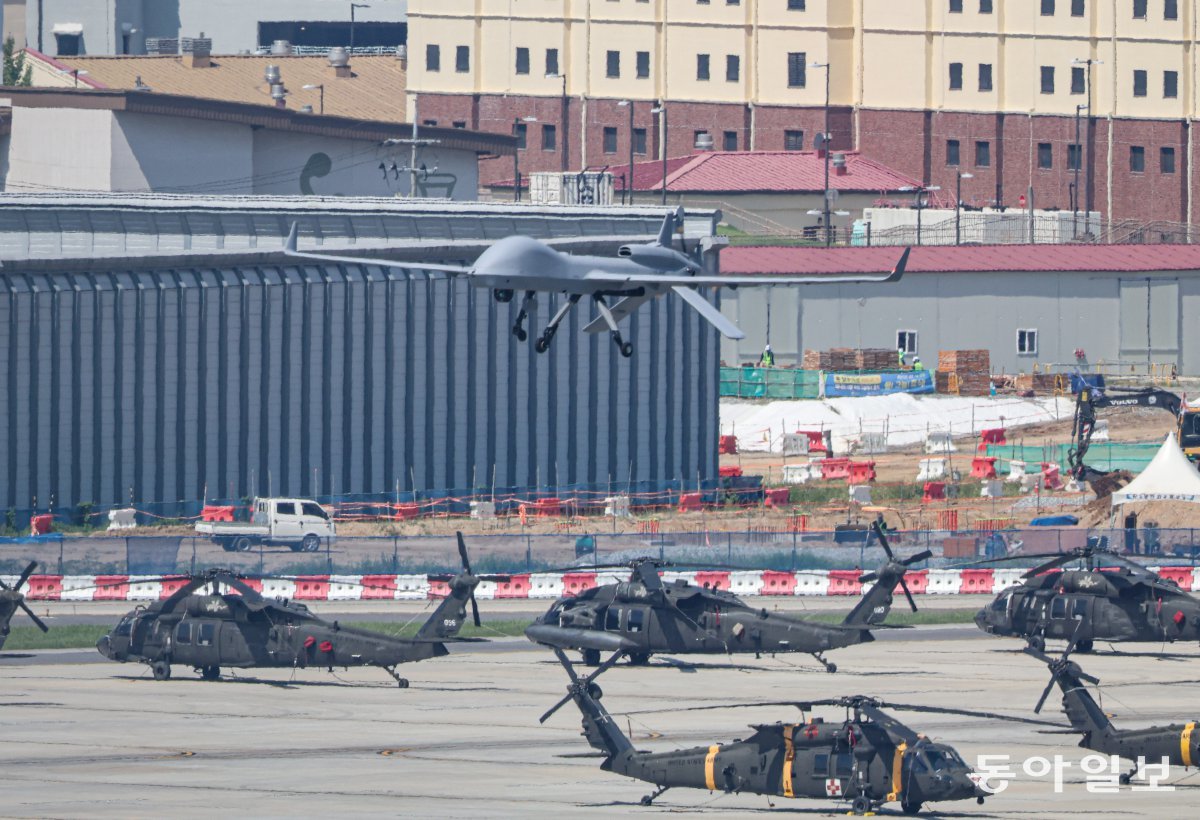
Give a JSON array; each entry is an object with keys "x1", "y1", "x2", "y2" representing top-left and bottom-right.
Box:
[{"x1": 3, "y1": 607, "x2": 1199, "y2": 818}]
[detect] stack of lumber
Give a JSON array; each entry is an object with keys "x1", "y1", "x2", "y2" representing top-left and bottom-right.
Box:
[
  {"x1": 802, "y1": 348, "x2": 896, "y2": 371},
  {"x1": 936, "y1": 349, "x2": 991, "y2": 395},
  {"x1": 1014, "y1": 373, "x2": 1060, "y2": 393}
]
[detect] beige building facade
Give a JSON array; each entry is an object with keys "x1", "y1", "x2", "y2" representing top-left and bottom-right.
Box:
[{"x1": 408, "y1": 0, "x2": 1200, "y2": 223}]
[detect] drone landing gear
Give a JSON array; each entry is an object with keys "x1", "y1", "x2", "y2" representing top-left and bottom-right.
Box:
[
  {"x1": 592, "y1": 295, "x2": 634, "y2": 358},
  {"x1": 511, "y1": 290, "x2": 536, "y2": 341},
  {"x1": 640, "y1": 785, "x2": 670, "y2": 806},
  {"x1": 384, "y1": 666, "x2": 410, "y2": 688},
  {"x1": 811, "y1": 652, "x2": 838, "y2": 674},
  {"x1": 535, "y1": 294, "x2": 581, "y2": 354}
]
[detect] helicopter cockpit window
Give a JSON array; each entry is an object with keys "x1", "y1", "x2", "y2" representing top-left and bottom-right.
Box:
[
  {"x1": 302, "y1": 502, "x2": 330, "y2": 520},
  {"x1": 176, "y1": 622, "x2": 192, "y2": 644},
  {"x1": 604, "y1": 607, "x2": 620, "y2": 631},
  {"x1": 628, "y1": 609, "x2": 645, "y2": 633},
  {"x1": 924, "y1": 749, "x2": 958, "y2": 772},
  {"x1": 197, "y1": 623, "x2": 215, "y2": 646},
  {"x1": 1050, "y1": 597, "x2": 1067, "y2": 619},
  {"x1": 990, "y1": 594, "x2": 1008, "y2": 612},
  {"x1": 114, "y1": 617, "x2": 133, "y2": 637}
]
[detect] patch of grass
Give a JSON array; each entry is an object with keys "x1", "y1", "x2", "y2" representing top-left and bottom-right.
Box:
[{"x1": 4, "y1": 624, "x2": 108, "y2": 650}]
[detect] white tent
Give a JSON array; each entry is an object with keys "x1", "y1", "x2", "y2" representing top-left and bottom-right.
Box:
[{"x1": 1111, "y1": 432, "x2": 1200, "y2": 505}]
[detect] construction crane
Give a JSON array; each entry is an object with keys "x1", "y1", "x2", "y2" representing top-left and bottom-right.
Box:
[{"x1": 1067, "y1": 386, "x2": 1200, "y2": 482}]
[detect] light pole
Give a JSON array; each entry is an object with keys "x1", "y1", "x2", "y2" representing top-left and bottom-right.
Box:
[
  {"x1": 1072, "y1": 103, "x2": 1087, "y2": 238},
  {"x1": 898, "y1": 184, "x2": 941, "y2": 245},
  {"x1": 58, "y1": 67, "x2": 88, "y2": 87},
  {"x1": 651, "y1": 101, "x2": 668, "y2": 206},
  {"x1": 302, "y1": 83, "x2": 325, "y2": 115},
  {"x1": 955, "y1": 171, "x2": 973, "y2": 245},
  {"x1": 350, "y1": 3, "x2": 370, "y2": 52},
  {"x1": 809, "y1": 61, "x2": 832, "y2": 245},
  {"x1": 547, "y1": 72, "x2": 568, "y2": 172},
  {"x1": 513, "y1": 115, "x2": 537, "y2": 202},
  {"x1": 1071, "y1": 58, "x2": 1102, "y2": 223},
  {"x1": 618, "y1": 100, "x2": 635, "y2": 206}
]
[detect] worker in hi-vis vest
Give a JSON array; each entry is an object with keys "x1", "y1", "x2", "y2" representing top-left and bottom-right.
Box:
[
  {"x1": 759, "y1": 344, "x2": 775, "y2": 367},
  {"x1": 897, "y1": 347, "x2": 906, "y2": 368}
]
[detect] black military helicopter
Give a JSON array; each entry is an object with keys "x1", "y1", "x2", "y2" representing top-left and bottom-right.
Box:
[
  {"x1": 1, "y1": 562, "x2": 49, "y2": 651},
  {"x1": 526, "y1": 523, "x2": 931, "y2": 672},
  {"x1": 1028, "y1": 636, "x2": 1199, "y2": 783},
  {"x1": 972, "y1": 540, "x2": 1200, "y2": 652},
  {"x1": 96, "y1": 534, "x2": 495, "y2": 686},
  {"x1": 537, "y1": 647, "x2": 1037, "y2": 814}
]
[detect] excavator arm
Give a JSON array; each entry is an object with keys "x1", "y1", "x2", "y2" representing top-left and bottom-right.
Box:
[{"x1": 1068, "y1": 387, "x2": 1183, "y2": 481}]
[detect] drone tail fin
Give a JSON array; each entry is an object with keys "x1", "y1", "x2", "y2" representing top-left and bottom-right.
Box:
[{"x1": 414, "y1": 574, "x2": 479, "y2": 641}]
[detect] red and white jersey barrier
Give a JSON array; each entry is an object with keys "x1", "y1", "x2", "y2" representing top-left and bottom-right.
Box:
[{"x1": 12, "y1": 567, "x2": 1199, "y2": 602}]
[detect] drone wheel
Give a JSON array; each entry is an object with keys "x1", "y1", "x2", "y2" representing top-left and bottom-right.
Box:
[
  {"x1": 513, "y1": 327, "x2": 528, "y2": 342},
  {"x1": 620, "y1": 342, "x2": 634, "y2": 358},
  {"x1": 152, "y1": 661, "x2": 171, "y2": 681},
  {"x1": 535, "y1": 337, "x2": 550, "y2": 354}
]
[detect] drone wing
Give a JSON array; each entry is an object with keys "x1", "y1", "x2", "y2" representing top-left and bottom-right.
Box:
[{"x1": 282, "y1": 223, "x2": 472, "y2": 275}]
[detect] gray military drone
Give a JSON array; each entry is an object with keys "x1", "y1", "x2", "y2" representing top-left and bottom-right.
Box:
[{"x1": 284, "y1": 210, "x2": 909, "y2": 357}]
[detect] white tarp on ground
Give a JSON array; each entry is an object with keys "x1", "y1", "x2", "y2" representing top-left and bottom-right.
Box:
[
  {"x1": 1111, "y1": 432, "x2": 1200, "y2": 505},
  {"x1": 722, "y1": 394, "x2": 1069, "y2": 454}
]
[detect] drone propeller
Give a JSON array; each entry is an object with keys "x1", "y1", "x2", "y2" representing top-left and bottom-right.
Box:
[
  {"x1": 857, "y1": 523, "x2": 931, "y2": 613},
  {"x1": 1026, "y1": 631, "x2": 1101, "y2": 715},
  {"x1": 540, "y1": 646, "x2": 626, "y2": 724}
]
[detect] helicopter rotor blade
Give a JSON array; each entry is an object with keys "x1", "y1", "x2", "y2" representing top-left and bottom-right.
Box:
[
  {"x1": 18, "y1": 600, "x2": 50, "y2": 632},
  {"x1": 621, "y1": 698, "x2": 1063, "y2": 727},
  {"x1": 456, "y1": 532, "x2": 473, "y2": 576},
  {"x1": 15, "y1": 561, "x2": 37, "y2": 591},
  {"x1": 872, "y1": 521, "x2": 894, "y2": 561},
  {"x1": 1022, "y1": 554, "x2": 1073, "y2": 579},
  {"x1": 899, "y1": 578, "x2": 918, "y2": 613},
  {"x1": 1033, "y1": 677, "x2": 1057, "y2": 715},
  {"x1": 905, "y1": 549, "x2": 934, "y2": 566}
]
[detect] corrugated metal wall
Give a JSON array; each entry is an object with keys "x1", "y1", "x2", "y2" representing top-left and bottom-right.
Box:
[{"x1": 1, "y1": 261, "x2": 718, "y2": 512}]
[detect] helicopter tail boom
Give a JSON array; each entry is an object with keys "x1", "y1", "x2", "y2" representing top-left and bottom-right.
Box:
[{"x1": 415, "y1": 574, "x2": 479, "y2": 642}]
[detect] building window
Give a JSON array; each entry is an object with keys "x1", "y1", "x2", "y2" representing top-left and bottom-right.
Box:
[
  {"x1": 515, "y1": 47, "x2": 530, "y2": 75},
  {"x1": 1165, "y1": 0, "x2": 1178, "y2": 18},
  {"x1": 978, "y1": 63, "x2": 992, "y2": 91},
  {"x1": 949, "y1": 0, "x2": 963, "y2": 11},
  {"x1": 1133, "y1": 0, "x2": 1147, "y2": 17},
  {"x1": 1017, "y1": 329, "x2": 1038, "y2": 355},
  {"x1": 1071, "y1": 0, "x2": 1085, "y2": 14},
  {"x1": 1041, "y1": 0, "x2": 1055, "y2": 13},
  {"x1": 606, "y1": 50, "x2": 620, "y2": 78},
  {"x1": 542, "y1": 124, "x2": 557, "y2": 150},
  {"x1": 1038, "y1": 142, "x2": 1053, "y2": 169},
  {"x1": 1161, "y1": 146, "x2": 1176, "y2": 173},
  {"x1": 515, "y1": 122, "x2": 528, "y2": 150},
  {"x1": 603, "y1": 126, "x2": 618, "y2": 153},
  {"x1": 949, "y1": 62, "x2": 963, "y2": 90},
  {"x1": 1067, "y1": 143, "x2": 1081, "y2": 170},
  {"x1": 54, "y1": 33, "x2": 81, "y2": 56},
  {"x1": 697, "y1": 53, "x2": 710, "y2": 81},
  {"x1": 422, "y1": 119, "x2": 438, "y2": 126},
  {"x1": 980, "y1": 0, "x2": 993, "y2": 11},
  {"x1": 727, "y1": 0, "x2": 739, "y2": 5},
  {"x1": 946, "y1": 139, "x2": 960, "y2": 166},
  {"x1": 784, "y1": 130, "x2": 805, "y2": 150},
  {"x1": 1130, "y1": 145, "x2": 1145, "y2": 172},
  {"x1": 975, "y1": 140, "x2": 991, "y2": 167},
  {"x1": 897, "y1": 330, "x2": 918, "y2": 355},
  {"x1": 1164, "y1": 70, "x2": 1178, "y2": 98},
  {"x1": 723, "y1": 130, "x2": 738, "y2": 151},
  {"x1": 634, "y1": 128, "x2": 647, "y2": 154},
  {"x1": 545, "y1": 48, "x2": 559, "y2": 77},
  {"x1": 787, "y1": 0, "x2": 805, "y2": 8},
  {"x1": 452, "y1": 121, "x2": 466, "y2": 129},
  {"x1": 1133, "y1": 69, "x2": 1147, "y2": 97},
  {"x1": 726, "y1": 54, "x2": 740, "y2": 82},
  {"x1": 1068, "y1": 143, "x2": 1086, "y2": 171},
  {"x1": 425, "y1": 44, "x2": 440, "y2": 72},
  {"x1": 787, "y1": 52, "x2": 807, "y2": 87},
  {"x1": 636, "y1": 51, "x2": 650, "y2": 79},
  {"x1": 455, "y1": 45, "x2": 470, "y2": 72},
  {"x1": 1040, "y1": 66, "x2": 1055, "y2": 94},
  {"x1": 1071, "y1": 66, "x2": 1085, "y2": 94}
]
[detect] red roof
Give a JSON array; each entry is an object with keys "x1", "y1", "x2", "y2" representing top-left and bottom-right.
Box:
[
  {"x1": 722, "y1": 244, "x2": 1200, "y2": 275},
  {"x1": 605, "y1": 151, "x2": 919, "y2": 194}
]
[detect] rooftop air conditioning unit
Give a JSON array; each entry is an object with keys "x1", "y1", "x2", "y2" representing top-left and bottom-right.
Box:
[
  {"x1": 328, "y1": 46, "x2": 350, "y2": 67},
  {"x1": 271, "y1": 39, "x2": 293, "y2": 56}
]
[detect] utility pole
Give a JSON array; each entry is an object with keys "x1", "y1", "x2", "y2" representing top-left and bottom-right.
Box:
[
  {"x1": 652, "y1": 101, "x2": 668, "y2": 206},
  {"x1": 350, "y1": 3, "x2": 370, "y2": 52},
  {"x1": 809, "y1": 61, "x2": 832, "y2": 245}
]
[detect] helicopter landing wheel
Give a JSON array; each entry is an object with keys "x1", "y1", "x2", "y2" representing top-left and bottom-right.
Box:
[
  {"x1": 200, "y1": 665, "x2": 220, "y2": 681},
  {"x1": 1075, "y1": 639, "x2": 1094, "y2": 653},
  {"x1": 397, "y1": 678, "x2": 409, "y2": 688},
  {"x1": 152, "y1": 661, "x2": 172, "y2": 681},
  {"x1": 535, "y1": 337, "x2": 551, "y2": 354},
  {"x1": 640, "y1": 785, "x2": 670, "y2": 806},
  {"x1": 582, "y1": 648, "x2": 601, "y2": 667},
  {"x1": 850, "y1": 795, "x2": 873, "y2": 815},
  {"x1": 1027, "y1": 635, "x2": 1046, "y2": 653},
  {"x1": 901, "y1": 800, "x2": 923, "y2": 815},
  {"x1": 627, "y1": 652, "x2": 651, "y2": 666}
]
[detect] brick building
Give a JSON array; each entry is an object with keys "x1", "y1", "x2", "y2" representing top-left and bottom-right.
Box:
[{"x1": 407, "y1": 0, "x2": 1200, "y2": 224}]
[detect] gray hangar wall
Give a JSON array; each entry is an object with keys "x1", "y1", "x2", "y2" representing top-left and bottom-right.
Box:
[{"x1": 0, "y1": 205, "x2": 719, "y2": 514}]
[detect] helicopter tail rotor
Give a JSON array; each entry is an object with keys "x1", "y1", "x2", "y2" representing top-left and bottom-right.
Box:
[
  {"x1": 1027, "y1": 631, "x2": 1100, "y2": 714},
  {"x1": 857, "y1": 524, "x2": 931, "y2": 614},
  {"x1": 540, "y1": 646, "x2": 626, "y2": 724},
  {"x1": 457, "y1": 532, "x2": 481, "y2": 628},
  {"x1": 2, "y1": 562, "x2": 50, "y2": 633}
]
